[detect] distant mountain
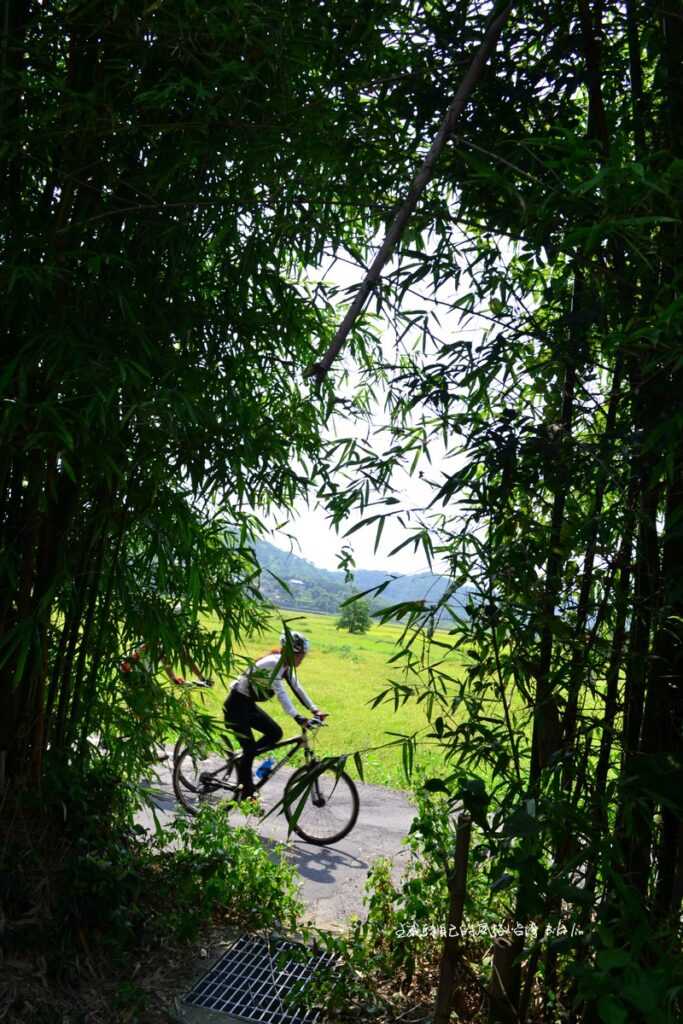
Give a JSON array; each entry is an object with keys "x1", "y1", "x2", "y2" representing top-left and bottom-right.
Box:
[{"x1": 254, "y1": 539, "x2": 469, "y2": 619}]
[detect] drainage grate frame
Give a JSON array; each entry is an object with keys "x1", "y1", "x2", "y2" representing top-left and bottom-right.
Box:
[{"x1": 175, "y1": 934, "x2": 338, "y2": 1024}]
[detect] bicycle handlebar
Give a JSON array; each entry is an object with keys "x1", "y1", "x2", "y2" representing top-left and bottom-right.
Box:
[{"x1": 301, "y1": 716, "x2": 326, "y2": 731}]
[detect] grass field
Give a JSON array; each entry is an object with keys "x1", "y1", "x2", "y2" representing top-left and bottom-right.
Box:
[{"x1": 195, "y1": 610, "x2": 465, "y2": 789}]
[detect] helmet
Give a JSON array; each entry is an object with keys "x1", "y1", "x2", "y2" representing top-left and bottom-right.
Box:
[{"x1": 280, "y1": 630, "x2": 309, "y2": 654}]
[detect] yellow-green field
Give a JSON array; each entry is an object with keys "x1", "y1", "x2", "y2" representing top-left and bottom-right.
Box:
[{"x1": 197, "y1": 610, "x2": 464, "y2": 789}]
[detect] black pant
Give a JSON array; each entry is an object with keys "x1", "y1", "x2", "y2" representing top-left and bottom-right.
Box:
[{"x1": 223, "y1": 689, "x2": 283, "y2": 793}]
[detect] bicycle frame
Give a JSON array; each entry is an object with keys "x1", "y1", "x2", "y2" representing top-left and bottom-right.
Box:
[
  {"x1": 196, "y1": 723, "x2": 320, "y2": 795},
  {"x1": 251, "y1": 729, "x2": 317, "y2": 791}
]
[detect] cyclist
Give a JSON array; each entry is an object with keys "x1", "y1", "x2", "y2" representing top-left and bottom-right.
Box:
[
  {"x1": 120, "y1": 641, "x2": 210, "y2": 688},
  {"x1": 119, "y1": 641, "x2": 212, "y2": 761},
  {"x1": 224, "y1": 630, "x2": 326, "y2": 798},
  {"x1": 119, "y1": 600, "x2": 212, "y2": 689}
]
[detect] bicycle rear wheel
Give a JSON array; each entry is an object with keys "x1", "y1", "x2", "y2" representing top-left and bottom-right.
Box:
[
  {"x1": 173, "y1": 747, "x2": 239, "y2": 815},
  {"x1": 283, "y1": 763, "x2": 359, "y2": 846},
  {"x1": 172, "y1": 736, "x2": 196, "y2": 790}
]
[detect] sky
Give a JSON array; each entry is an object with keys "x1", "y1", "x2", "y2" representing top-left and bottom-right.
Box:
[
  {"x1": 264, "y1": 480, "x2": 439, "y2": 577},
  {"x1": 263, "y1": 226, "x2": 488, "y2": 578},
  {"x1": 263, "y1": 351, "x2": 462, "y2": 578}
]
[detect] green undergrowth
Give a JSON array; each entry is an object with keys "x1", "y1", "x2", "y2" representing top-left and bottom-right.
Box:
[
  {"x1": 308, "y1": 788, "x2": 503, "y2": 1020},
  {"x1": 8, "y1": 764, "x2": 677, "y2": 1024},
  {"x1": 309, "y1": 786, "x2": 683, "y2": 1024},
  {"x1": 1, "y1": 764, "x2": 303, "y2": 1021}
]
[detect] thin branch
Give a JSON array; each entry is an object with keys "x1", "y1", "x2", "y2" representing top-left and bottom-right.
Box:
[{"x1": 304, "y1": 2, "x2": 515, "y2": 385}]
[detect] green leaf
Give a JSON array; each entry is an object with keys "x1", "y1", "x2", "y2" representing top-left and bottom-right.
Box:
[
  {"x1": 458, "y1": 777, "x2": 489, "y2": 828},
  {"x1": 552, "y1": 881, "x2": 592, "y2": 905},
  {"x1": 503, "y1": 808, "x2": 539, "y2": 838},
  {"x1": 402, "y1": 738, "x2": 414, "y2": 780},
  {"x1": 597, "y1": 995, "x2": 628, "y2": 1024},
  {"x1": 343, "y1": 515, "x2": 382, "y2": 538},
  {"x1": 373, "y1": 514, "x2": 385, "y2": 555},
  {"x1": 597, "y1": 949, "x2": 631, "y2": 971}
]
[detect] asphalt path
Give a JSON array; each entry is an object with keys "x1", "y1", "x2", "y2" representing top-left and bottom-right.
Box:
[{"x1": 137, "y1": 752, "x2": 418, "y2": 931}]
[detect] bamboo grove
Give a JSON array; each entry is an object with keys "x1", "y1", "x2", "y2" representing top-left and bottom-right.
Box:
[
  {"x1": 2, "y1": 0, "x2": 682, "y2": 1020},
  {"x1": 319, "y1": 1, "x2": 683, "y2": 1018},
  {"x1": 0, "y1": 0, "x2": 402, "y2": 784}
]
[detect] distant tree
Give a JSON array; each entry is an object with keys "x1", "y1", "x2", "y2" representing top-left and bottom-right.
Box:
[{"x1": 336, "y1": 597, "x2": 371, "y2": 634}]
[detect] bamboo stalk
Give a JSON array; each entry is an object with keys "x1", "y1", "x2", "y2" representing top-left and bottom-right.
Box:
[
  {"x1": 64, "y1": 534, "x2": 107, "y2": 752},
  {"x1": 433, "y1": 813, "x2": 472, "y2": 1024},
  {"x1": 488, "y1": 936, "x2": 521, "y2": 1024},
  {"x1": 562, "y1": 354, "x2": 625, "y2": 757},
  {"x1": 529, "y1": 346, "x2": 577, "y2": 786},
  {"x1": 75, "y1": 521, "x2": 124, "y2": 762}
]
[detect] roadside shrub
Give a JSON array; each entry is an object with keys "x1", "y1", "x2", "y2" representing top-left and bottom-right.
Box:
[
  {"x1": 154, "y1": 807, "x2": 304, "y2": 940},
  {"x1": 310, "y1": 787, "x2": 509, "y2": 1018},
  {"x1": 45, "y1": 760, "x2": 137, "y2": 840},
  {"x1": 309, "y1": 791, "x2": 457, "y2": 1015},
  {"x1": 2, "y1": 777, "x2": 302, "y2": 966}
]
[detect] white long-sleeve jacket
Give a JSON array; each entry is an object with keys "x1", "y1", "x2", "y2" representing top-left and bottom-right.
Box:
[{"x1": 230, "y1": 652, "x2": 317, "y2": 718}]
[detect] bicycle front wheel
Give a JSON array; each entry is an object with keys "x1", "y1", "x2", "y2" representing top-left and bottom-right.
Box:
[
  {"x1": 173, "y1": 747, "x2": 238, "y2": 815},
  {"x1": 283, "y1": 763, "x2": 359, "y2": 846}
]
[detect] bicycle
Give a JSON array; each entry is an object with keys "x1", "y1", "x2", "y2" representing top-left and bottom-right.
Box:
[{"x1": 172, "y1": 719, "x2": 359, "y2": 846}]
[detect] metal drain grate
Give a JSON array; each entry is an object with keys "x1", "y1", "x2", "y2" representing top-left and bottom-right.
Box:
[{"x1": 176, "y1": 935, "x2": 337, "y2": 1024}]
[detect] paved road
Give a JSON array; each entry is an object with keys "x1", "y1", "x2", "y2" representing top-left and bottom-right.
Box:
[{"x1": 138, "y1": 754, "x2": 418, "y2": 931}]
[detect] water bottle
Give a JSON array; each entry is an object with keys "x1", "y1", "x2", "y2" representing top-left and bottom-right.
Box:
[{"x1": 255, "y1": 756, "x2": 275, "y2": 780}]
